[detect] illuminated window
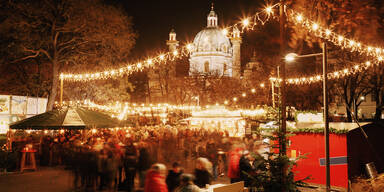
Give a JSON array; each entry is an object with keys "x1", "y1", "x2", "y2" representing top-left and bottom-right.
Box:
[{"x1": 204, "y1": 61, "x2": 209, "y2": 73}]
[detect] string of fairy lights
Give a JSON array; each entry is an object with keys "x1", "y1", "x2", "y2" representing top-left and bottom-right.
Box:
[
  {"x1": 60, "y1": 4, "x2": 384, "y2": 87},
  {"x1": 269, "y1": 9, "x2": 384, "y2": 85},
  {"x1": 59, "y1": 4, "x2": 279, "y2": 82}
]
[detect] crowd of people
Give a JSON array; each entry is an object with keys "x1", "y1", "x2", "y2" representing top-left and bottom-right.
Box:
[{"x1": 9, "y1": 125, "x2": 268, "y2": 191}]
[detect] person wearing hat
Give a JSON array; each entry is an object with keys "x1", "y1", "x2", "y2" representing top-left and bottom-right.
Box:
[{"x1": 174, "y1": 174, "x2": 202, "y2": 192}]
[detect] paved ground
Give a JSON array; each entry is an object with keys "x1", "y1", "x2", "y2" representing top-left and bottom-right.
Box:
[
  {"x1": 0, "y1": 167, "x2": 346, "y2": 192},
  {"x1": 0, "y1": 167, "x2": 230, "y2": 192},
  {"x1": 0, "y1": 167, "x2": 73, "y2": 192}
]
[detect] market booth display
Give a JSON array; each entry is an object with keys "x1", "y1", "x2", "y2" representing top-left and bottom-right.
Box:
[
  {"x1": 285, "y1": 113, "x2": 376, "y2": 189},
  {"x1": 184, "y1": 106, "x2": 246, "y2": 137},
  {"x1": 7, "y1": 107, "x2": 122, "y2": 172}
]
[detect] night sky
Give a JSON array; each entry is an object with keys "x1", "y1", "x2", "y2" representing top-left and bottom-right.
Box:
[{"x1": 120, "y1": 0, "x2": 269, "y2": 60}]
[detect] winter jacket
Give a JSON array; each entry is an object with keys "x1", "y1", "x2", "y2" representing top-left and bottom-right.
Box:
[
  {"x1": 166, "y1": 170, "x2": 183, "y2": 192},
  {"x1": 138, "y1": 148, "x2": 152, "y2": 171},
  {"x1": 144, "y1": 170, "x2": 168, "y2": 192},
  {"x1": 239, "y1": 156, "x2": 255, "y2": 187},
  {"x1": 194, "y1": 169, "x2": 211, "y2": 188},
  {"x1": 227, "y1": 149, "x2": 241, "y2": 179}
]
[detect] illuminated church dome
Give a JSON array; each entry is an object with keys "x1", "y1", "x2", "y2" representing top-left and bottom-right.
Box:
[
  {"x1": 189, "y1": 5, "x2": 238, "y2": 77},
  {"x1": 192, "y1": 26, "x2": 232, "y2": 54}
]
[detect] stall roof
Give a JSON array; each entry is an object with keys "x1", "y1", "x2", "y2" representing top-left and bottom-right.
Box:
[{"x1": 10, "y1": 107, "x2": 121, "y2": 129}]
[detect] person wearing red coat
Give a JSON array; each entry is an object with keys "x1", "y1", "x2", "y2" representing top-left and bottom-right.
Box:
[
  {"x1": 144, "y1": 163, "x2": 168, "y2": 192},
  {"x1": 227, "y1": 146, "x2": 243, "y2": 183}
]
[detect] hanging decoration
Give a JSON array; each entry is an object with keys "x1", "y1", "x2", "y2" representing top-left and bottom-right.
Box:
[
  {"x1": 60, "y1": 4, "x2": 279, "y2": 82},
  {"x1": 270, "y1": 9, "x2": 384, "y2": 85}
]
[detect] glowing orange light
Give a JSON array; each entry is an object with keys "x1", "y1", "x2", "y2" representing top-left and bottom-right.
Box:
[
  {"x1": 265, "y1": 6, "x2": 273, "y2": 14},
  {"x1": 325, "y1": 29, "x2": 331, "y2": 36},
  {"x1": 222, "y1": 28, "x2": 228, "y2": 35},
  {"x1": 296, "y1": 14, "x2": 303, "y2": 22},
  {"x1": 242, "y1": 18, "x2": 249, "y2": 26},
  {"x1": 312, "y1": 23, "x2": 319, "y2": 31}
]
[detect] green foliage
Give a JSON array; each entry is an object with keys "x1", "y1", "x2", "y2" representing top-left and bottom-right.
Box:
[
  {"x1": 242, "y1": 105, "x2": 279, "y2": 122},
  {"x1": 246, "y1": 142, "x2": 309, "y2": 191},
  {"x1": 260, "y1": 127, "x2": 349, "y2": 134}
]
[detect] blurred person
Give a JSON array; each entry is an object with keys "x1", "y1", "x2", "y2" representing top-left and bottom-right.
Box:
[
  {"x1": 227, "y1": 144, "x2": 243, "y2": 183},
  {"x1": 239, "y1": 150, "x2": 255, "y2": 187},
  {"x1": 138, "y1": 146, "x2": 152, "y2": 188},
  {"x1": 121, "y1": 143, "x2": 137, "y2": 192},
  {"x1": 105, "y1": 150, "x2": 118, "y2": 191},
  {"x1": 194, "y1": 157, "x2": 212, "y2": 188},
  {"x1": 205, "y1": 140, "x2": 217, "y2": 180},
  {"x1": 175, "y1": 174, "x2": 202, "y2": 192},
  {"x1": 144, "y1": 163, "x2": 168, "y2": 192},
  {"x1": 166, "y1": 162, "x2": 184, "y2": 192}
]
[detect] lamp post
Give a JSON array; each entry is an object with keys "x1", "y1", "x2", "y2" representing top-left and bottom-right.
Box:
[
  {"x1": 353, "y1": 96, "x2": 365, "y2": 122},
  {"x1": 285, "y1": 42, "x2": 330, "y2": 191}
]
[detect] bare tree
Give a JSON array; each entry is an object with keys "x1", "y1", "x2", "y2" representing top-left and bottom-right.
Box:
[{"x1": 1, "y1": 0, "x2": 136, "y2": 109}]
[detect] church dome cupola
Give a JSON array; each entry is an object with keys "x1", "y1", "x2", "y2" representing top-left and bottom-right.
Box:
[{"x1": 207, "y1": 3, "x2": 218, "y2": 28}]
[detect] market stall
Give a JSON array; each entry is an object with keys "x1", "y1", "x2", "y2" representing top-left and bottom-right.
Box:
[{"x1": 183, "y1": 106, "x2": 245, "y2": 137}]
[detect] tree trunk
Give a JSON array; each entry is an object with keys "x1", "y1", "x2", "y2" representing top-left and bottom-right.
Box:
[
  {"x1": 374, "y1": 94, "x2": 382, "y2": 120},
  {"x1": 374, "y1": 107, "x2": 381, "y2": 120},
  {"x1": 346, "y1": 108, "x2": 352, "y2": 122},
  {"x1": 47, "y1": 59, "x2": 59, "y2": 111}
]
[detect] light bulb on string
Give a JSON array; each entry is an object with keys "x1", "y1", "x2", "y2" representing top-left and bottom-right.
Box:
[
  {"x1": 265, "y1": 6, "x2": 273, "y2": 14},
  {"x1": 325, "y1": 29, "x2": 331, "y2": 36},
  {"x1": 242, "y1": 18, "x2": 249, "y2": 27},
  {"x1": 222, "y1": 28, "x2": 228, "y2": 36},
  {"x1": 296, "y1": 14, "x2": 303, "y2": 22},
  {"x1": 312, "y1": 23, "x2": 319, "y2": 31}
]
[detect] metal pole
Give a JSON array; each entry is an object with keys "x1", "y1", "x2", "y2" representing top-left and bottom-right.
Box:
[
  {"x1": 323, "y1": 42, "x2": 330, "y2": 191},
  {"x1": 60, "y1": 77, "x2": 63, "y2": 106},
  {"x1": 353, "y1": 98, "x2": 357, "y2": 122},
  {"x1": 279, "y1": 1, "x2": 287, "y2": 191},
  {"x1": 279, "y1": 0, "x2": 287, "y2": 156},
  {"x1": 272, "y1": 80, "x2": 275, "y2": 108}
]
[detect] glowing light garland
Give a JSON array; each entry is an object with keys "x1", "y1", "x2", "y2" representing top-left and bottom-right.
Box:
[
  {"x1": 60, "y1": 49, "x2": 188, "y2": 81},
  {"x1": 60, "y1": 4, "x2": 383, "y2": 86},
  {"x1": 270, "y1": 10, "x2": 384, "y2": 85},
  {"x1": 60, "y1": 4, "x2": 279, "y2": 82}
]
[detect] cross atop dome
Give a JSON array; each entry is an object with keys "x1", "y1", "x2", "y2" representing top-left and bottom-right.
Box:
[{"x1": 207, "y1": 3, "x2": 218, "y2": 28}]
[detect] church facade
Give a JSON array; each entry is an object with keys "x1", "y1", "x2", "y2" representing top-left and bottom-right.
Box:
[
  {"x1": 188, "y1": 5, "x2": 241, "y2": 77},
  {"x1": 147, "y1": 5, "x2": 250, "y2": 104}
]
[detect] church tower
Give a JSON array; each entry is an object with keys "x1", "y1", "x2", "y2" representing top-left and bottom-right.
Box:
[
  {"x1": 166, "y1": 29, "x2": 179, "y2": 77},
  {"x1": 166, "y1": 29, "x2": 179, "y2": 52},
  {"x1": 231, "y1": 26, "x2": 242, "y2": 78}
]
